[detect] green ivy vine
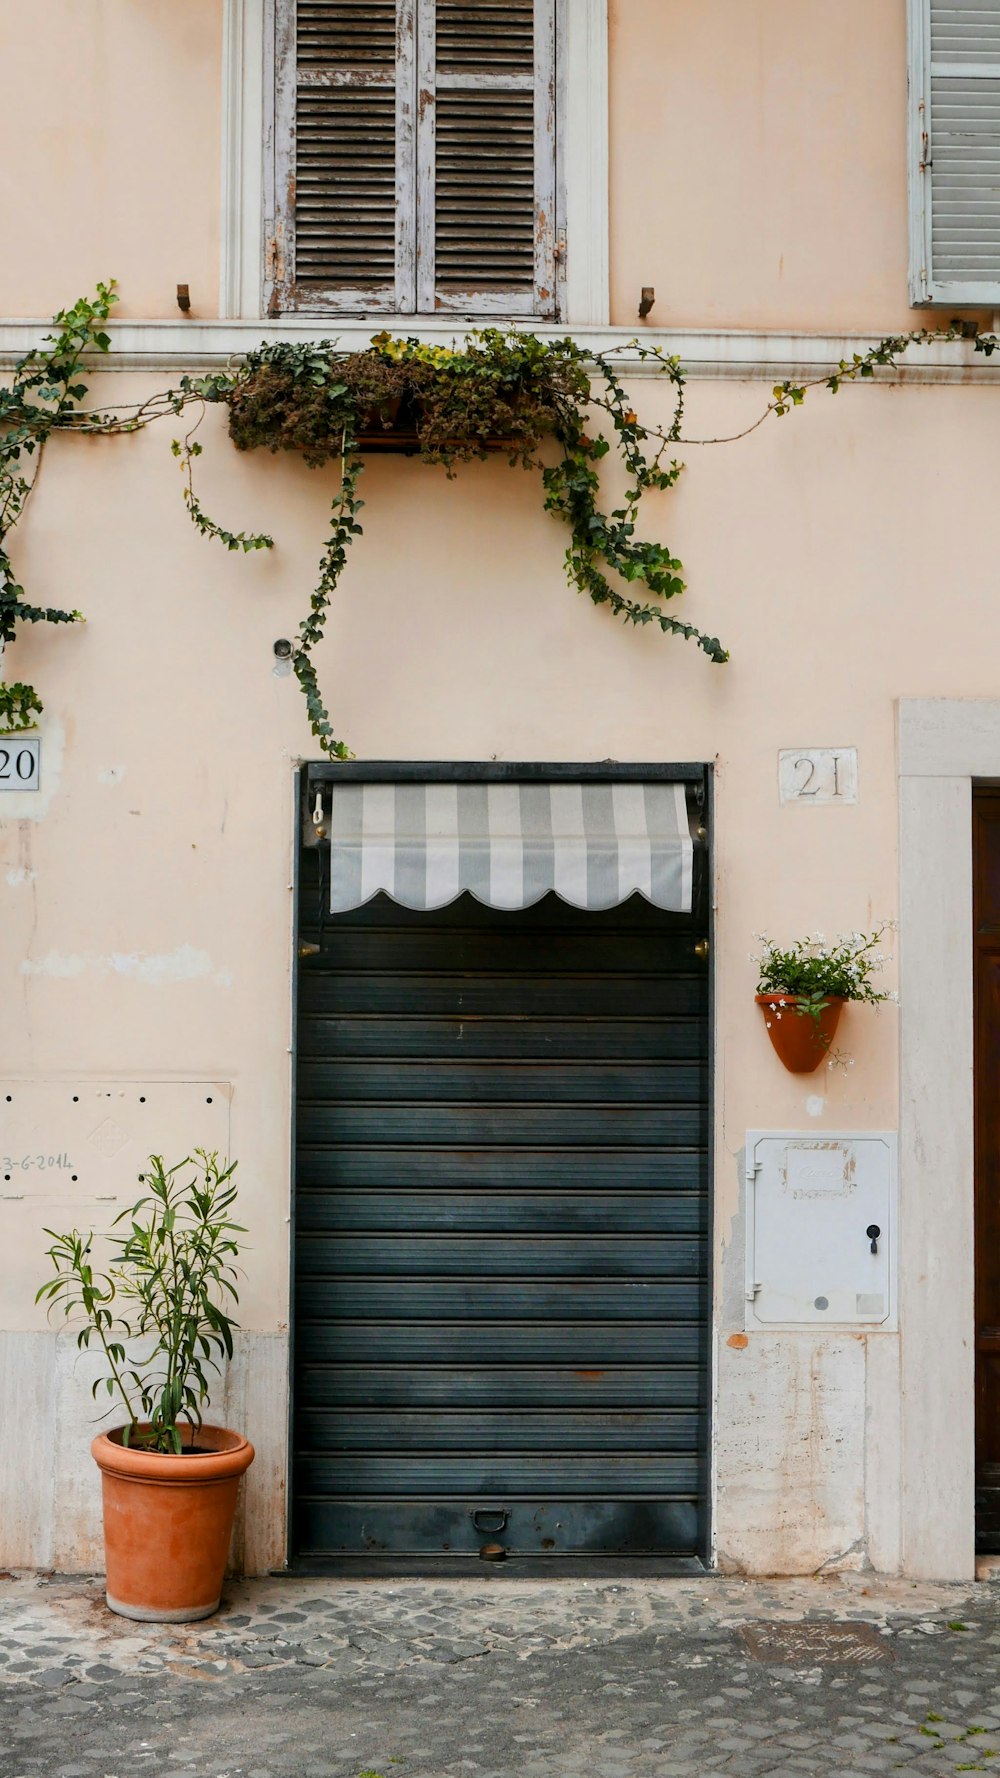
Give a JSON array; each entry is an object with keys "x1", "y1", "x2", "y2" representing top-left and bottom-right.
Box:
[
  {"x1": 1, "y1": 285, "x2": 995, "y2": 755},
  {"x1": 0, "y1": 287, "x2": 117, "y2": 732}
]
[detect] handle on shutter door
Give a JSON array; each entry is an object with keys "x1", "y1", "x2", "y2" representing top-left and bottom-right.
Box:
[{"x1": 471, "y1": 1507, "x2": 510, "y2": 1535}]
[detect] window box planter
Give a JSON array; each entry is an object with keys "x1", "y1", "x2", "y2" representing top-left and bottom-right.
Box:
[{"x1": 353, "y1": 395, "x2": 519, "y2": 455}]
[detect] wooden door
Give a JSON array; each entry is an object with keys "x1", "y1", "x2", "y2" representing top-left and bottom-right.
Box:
[{"x1": 974, "y1": 788, "x2": 1000, "y2": 1548}]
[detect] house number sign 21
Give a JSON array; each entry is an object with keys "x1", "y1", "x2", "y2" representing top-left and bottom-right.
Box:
[
  {"x1": 778, "y1": 747, "x2": 858, "y2": 805},
  {"x1": 0, "y1": 737, "x2": 40, "y2": 792}
]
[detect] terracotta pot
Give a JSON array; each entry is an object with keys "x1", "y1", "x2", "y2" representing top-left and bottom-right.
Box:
[
  {"x1": 91, "y1": 1424, "x2": 254, "y2": 1622},
  {"x1": 755, "y1": 992, "x2": 846, "y2": 1073}
]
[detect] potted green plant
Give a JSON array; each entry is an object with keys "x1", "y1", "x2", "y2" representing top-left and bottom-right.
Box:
[
  {"x1": 36, "y1": 1150, "x2": 254, "y2": 1623},
  {"x1": 752, "y1": 928, "x2": 896, "y2": 1072}
]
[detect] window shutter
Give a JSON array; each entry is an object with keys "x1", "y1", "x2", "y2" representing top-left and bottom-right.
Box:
[
  {"x1": 269, "y1": 0, "x2": 556, "y2": 316},
  {"x1": 910, "y1": 0, "x2": 1000, "y2": 303},
  {"x1": 417, "y1": 0, "x2": 557, "y2": 314},
  {"x1": 272, "y1": 0, "x2": 416, "y2": 312}
]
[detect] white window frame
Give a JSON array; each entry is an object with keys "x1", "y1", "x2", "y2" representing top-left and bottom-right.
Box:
[
  {"x1": 907, "y1": 0, "x2": 1000, "y2": 308},
  {"x1": 220, "y1": 0, "x2": 608, "y2": 325}
]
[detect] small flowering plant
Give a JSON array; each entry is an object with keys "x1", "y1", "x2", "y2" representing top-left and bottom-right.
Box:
[{"x1": 751, "y1": 927, "x2": 896, "y2": 1025}]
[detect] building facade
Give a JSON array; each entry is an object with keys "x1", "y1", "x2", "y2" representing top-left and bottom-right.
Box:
[{"x1": 2, "y1": 0, "x2": 998, "y2": 1580}]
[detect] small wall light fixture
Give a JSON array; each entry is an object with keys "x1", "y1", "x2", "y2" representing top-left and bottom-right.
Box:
[
  {"x1": 638, "y1": 286, "x2": 655, "y2": 319},
  {"x1": 176, "y1": 283, "x2": 191, "y2": 313}
]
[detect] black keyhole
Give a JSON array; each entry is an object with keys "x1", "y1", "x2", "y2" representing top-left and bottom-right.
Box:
[{"x1": 866, "y1": 1223, "x2": 881, "y2": 1254}]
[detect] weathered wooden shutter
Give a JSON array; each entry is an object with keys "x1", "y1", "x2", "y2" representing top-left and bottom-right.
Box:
[
  {"x1": 269, "y1": 0, "x2": 556, "y2": 316},
  {"x1": 910, "y1": 0, "x2": 1000, "y2": 303},
  {"x1": 271, "y1": 0, "x2": 416, "y2": 312},
  {"x1": 417, "y1": 0, "x2": 556, "y2": 315}
]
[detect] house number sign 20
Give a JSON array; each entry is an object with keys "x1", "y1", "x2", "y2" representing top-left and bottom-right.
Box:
[
  {"x1": 0, "y1": 737, "x2": 40, "y2": 792},
  {"x1": 778, "y1": 747, "x2": 858, "y2": 806}
]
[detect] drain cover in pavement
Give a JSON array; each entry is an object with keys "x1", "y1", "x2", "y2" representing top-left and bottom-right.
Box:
[{"x1": 738, "y1": 1621, "x2": 893, "y2": 1665}]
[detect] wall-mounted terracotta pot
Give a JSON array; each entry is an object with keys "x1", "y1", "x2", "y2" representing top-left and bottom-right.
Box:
[
  {"x1": 91, "y1": 1424, "x2": 254, "y2": 1623},
  {"x1": 755, "y1": 992, "x2": 846, "y2": 1073}
]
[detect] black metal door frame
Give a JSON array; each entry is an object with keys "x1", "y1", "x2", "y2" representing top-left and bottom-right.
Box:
[{"x1": 286, "y1": 759, "x2": 715, "y2": 1573}]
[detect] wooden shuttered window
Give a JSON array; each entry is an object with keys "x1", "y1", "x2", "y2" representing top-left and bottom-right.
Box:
[
  {"x1": 910, "y1": 0, "x2": 1000, "y2": 303},
  {"x1": 270, "y1": 0, "x2": 557, "y2": 315}
]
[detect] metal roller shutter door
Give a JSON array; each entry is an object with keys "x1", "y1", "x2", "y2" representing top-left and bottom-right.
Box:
[{"x1": 292, "y1": 852, "x2": 710, "y2": 1560}]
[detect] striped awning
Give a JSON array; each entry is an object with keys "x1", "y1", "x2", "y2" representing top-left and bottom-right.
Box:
[{"x1": 327, "y1": 781, "x2": 694, "y2": 914}]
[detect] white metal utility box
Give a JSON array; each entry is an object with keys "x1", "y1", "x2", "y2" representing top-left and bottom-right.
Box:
[{"x1": 745, "y1": 1131, "x2": 897, "y2": 1330}]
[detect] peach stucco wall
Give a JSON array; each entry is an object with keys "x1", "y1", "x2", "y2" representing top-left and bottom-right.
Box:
[
  {"x1": 0, "y1": 2, "x2": 990, "y2": 1578},
  {"x1": 1, "y1": 364, "x2": 994, "y2": 1572},
  {"x1": 0, "y1": 0, "x2": 222, "y2": 321},
  {"x1": 608, "y1": 0, "x2": 916, "y2": 332},
  {"x1": 7, "y1": 366, "x2": 973, "y2": 1334},
  {"x1": 0, "y1": 0, "x2": 937, "y2": 332}
]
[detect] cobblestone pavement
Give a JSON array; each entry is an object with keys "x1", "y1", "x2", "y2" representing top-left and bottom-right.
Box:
[{"x1": 3, "y1": 1568, "x2": 1000, "y2": 1777}]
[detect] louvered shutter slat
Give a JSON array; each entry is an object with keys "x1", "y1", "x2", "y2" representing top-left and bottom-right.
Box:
[
  {"x1": 923, "y1": 1, "x2": 1000, "y2": 294},
  {"x1": 295, "y1": 88, "x2": 397, "y2": 286},
  {"x1": 436, "y1": 0, "x2": 535, "y2": 74},
  {"x1": 435, "y1": 91, "x2": 536, "y2": 290},
  {"x1": 297, "y1": 0, "x2": 397, "y2": 62}
]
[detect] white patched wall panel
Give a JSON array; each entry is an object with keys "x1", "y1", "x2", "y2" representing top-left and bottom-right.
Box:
[
  {"x1": 715, "y1": 1335, "x2": 867, "y2": 1575},
  {"x1": 1, "y1": 1082, "x2": 240, "y2": 1570},
  {"x1": 3, "y1": 1079, "x2": 233, "y2": 1331}
]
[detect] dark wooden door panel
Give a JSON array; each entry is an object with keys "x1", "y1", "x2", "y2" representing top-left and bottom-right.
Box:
[{"x1": 974, "y1": 789, "x2": 1000, "y2": 1547}]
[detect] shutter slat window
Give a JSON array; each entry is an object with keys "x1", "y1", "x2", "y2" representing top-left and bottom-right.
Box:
[
  {"x1": 911, "y1": 0, "x2": 1000, "y2": 301},
  {"x1": 434, "y1": 90, "x2": 537, "y2": 291},
  {"x1": 271, "y1": 0, "x2": 556, "y2": 316},
  {"x1": 423, "y1": 0, "x2": 553, "y2": 311},
  {"x1": 297, "y1": 0, "x2": 397, "y2": 63},
  {"x1": 284, "y1": 0, "x2": 408, "y2": 307}
]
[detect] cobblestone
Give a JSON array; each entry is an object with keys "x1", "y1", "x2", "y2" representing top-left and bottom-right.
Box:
[{"x1": 3, "y1": 1571, "x2": 1000, "y2": 1774}]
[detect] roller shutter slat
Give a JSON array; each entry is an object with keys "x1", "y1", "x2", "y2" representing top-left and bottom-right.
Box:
[
  {"x1": 298, "y1": 1454, "x2": 702, "y2": 1495},
  {"x1": 295, "y1": 1059, "x2": 705, "y2": 1102},
  {"x1": 299, "y1": 1364, "x2": 705, "y2": 1407},
  {"x1": 298, "y1": 1320, "x2": 704, "y2": 1364},
  {"x1": 298, "y1": 1410, "x2": 703, "y2": 1452},
  {"x1": 295, "y1": 1147, "x2": 708, "y2": 1191},
  {"x1": 297, "y1": 1233, "x2": 707, "y2": 1276},
  {"x1": 297, "y1": 1188, "x2": 706, "y2": 1233}
]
